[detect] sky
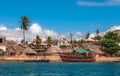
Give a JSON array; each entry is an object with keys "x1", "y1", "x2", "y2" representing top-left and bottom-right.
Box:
[{"x1": 0, "y1": 0, "x2": 120, "y2": 42}]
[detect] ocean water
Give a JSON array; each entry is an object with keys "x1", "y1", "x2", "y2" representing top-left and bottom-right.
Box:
[{"x1": 0, "y1": 62, "x2": 120, "y2": 76}]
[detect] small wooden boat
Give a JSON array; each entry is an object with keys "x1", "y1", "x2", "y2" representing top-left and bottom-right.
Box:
[
  {"x1": 59, "y1": 49, "x2": 96, "y2": 62},
  {"x1": 24, "y1": 59, "x2": 49, "y2": 62}
]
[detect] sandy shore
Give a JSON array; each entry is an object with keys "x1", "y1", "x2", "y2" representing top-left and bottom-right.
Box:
[
  {"x1": 0, "y1": 55, "x2": 62, "y2": 62},
  {"x1": 0, "y1": 56, "x2": 120, "y2": 62},
  {"x1": 96, "y1": 57, "x2": 120, "y2": 62}
]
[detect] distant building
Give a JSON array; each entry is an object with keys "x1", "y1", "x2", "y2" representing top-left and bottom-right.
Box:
[
  {"x1": 58, "y1": 39, "x2": 68, "y2": 46},
  {"x1": 0, "y1": 36, "x2": 6, "y2": 52},
  {"x1": 57, "y1": 39, "x2": 71, "y2": 47}
]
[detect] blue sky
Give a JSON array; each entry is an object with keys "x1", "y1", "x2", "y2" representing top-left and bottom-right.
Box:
[{"x1": 0, "y1": 0, "x2": 120, "y2": 35}]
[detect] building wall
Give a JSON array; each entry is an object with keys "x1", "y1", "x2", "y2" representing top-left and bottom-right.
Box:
[
  {"x1": 0, "y1": 46, "x2": 6, "y2": 52},
  {"x1": 0, "y1": 36, "x2": 6, "y2": 52}
]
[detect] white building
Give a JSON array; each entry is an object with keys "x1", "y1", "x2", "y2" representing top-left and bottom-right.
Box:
[{"x1": 0, "y1": 36, "x2": 6, "y2": 52}]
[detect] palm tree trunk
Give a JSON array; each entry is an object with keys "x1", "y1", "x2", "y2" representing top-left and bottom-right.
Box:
[{"x1": 23, "y1": 30, "x2": 25, "y2": 44}]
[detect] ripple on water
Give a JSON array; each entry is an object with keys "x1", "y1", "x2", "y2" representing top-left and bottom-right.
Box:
[{"x1": 0, "y1": 62, "x2": 120, "y2": 76}]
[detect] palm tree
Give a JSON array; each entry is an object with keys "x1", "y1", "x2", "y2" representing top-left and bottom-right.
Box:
[
  {"x1": 73, "y1": 40, "x2": 78, "y2": 48},
  {"x1": 46, "y1": 36, "x2": 53, "y2": 48},
  {"x1": 86, "y1": 33, "x2": 90, "y2": 39},
  {"x1": 94, "y1": 29, "x2": 102, "y2": 41},
  {"x1": 20, "y1": 16, "x2": 30, "y2": 44},
  {"x1": 35, "y1": 35, "x2": 42, "y2": 49},
  {"x1": 96, "y1": 29, "x2": 100, "y2": 35},
  {"x1": 36, "y1": 35, "x2": 42, "y2": 45},
  {"x1": 77, "y1": 39, "x2": 85, "y2": 47}
]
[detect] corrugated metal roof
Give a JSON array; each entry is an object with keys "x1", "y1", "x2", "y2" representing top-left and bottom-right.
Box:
[{"x1": 75, "y1": 50, "x2": 89, "y2": 53}]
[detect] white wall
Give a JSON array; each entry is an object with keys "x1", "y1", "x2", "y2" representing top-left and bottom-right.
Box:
[{"x1": 0, "y1": 46, "x2": 6, "y2": 52}]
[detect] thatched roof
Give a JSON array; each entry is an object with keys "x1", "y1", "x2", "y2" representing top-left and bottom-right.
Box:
[
  {"x1": 6, "y1": 42, "x2": 37, "y2": 54},
  {"x1": 6, "y1": 46, "x2": 16, "y2": 53},
  {"x1": 84, "y1": 38, "x2": 98, "y2": 42},
  {"x1": 12, "y1": 44, "x2": 25, "y2": 53},
  {"x1": 80, "y1": 42, "x2": 105, "y2": 54},
  {"x1": 6, "y1": 43, "x2": 25, "y2": 53},
  {"x1": 60, "y1": 48, "x2": 73, "y2": 53},
  {"x1": 90, "y1": 49, "x2": 104, "y2": 54},
  {"x1": 23, "y1": 47, "x2": 37, "y2": 54},
  {"x1": 46, "y1": 45, "x2": 73, "y2": 53},
  {"x1": 6, "y1": 40, "x2": 17, "y2": 45},
  {"x1": 46, "y1": 45, "x2": 59, "y2": 53}
]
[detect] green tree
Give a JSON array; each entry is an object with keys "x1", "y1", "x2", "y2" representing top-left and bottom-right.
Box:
[
  {"x1": 94, "y1": 30, "x2": 102, "y2": 41},
  {"x1": 35, "y1": 35, "x2": 42, "y2": 49},
  {"x1": 100, "y1": 31, "x2": 120, "y2": 56},
  {"x1": 77, "y1": 39, "x2": 85, "y2": 47},
  {"x1": 20, "y1": 16, "x2": 30, "y2": 44},
  {"x1": 36, "y1": 35, "x2": 42, "y2": 45},
  {"x1": 46, "y1": 36, "x2": 53, "y2": 48},
  {"x1": 73, "y1": 40, "x2": 78, "y2": 48},
  {"x1": 86, "y1": 33, "x2": 90, "y2": 39},
  {"x1": 94, "y1": 35, "x2": 102, "y2": 41}
]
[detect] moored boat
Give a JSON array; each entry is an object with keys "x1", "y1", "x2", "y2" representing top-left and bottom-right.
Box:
[
  {"x1": 59, "y1": 49, "x2": 96, "y2": 62},
  {"x1": 24, "y1": 59, "x2": 49, "y2": 62}
]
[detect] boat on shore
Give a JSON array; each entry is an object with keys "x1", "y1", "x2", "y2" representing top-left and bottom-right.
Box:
[
  {"x1": 24, "y1": 59, "x2": 49, "y2": 62},
  {"x1": 59, "y1": 49, "x2": 96, "y2": 62}
]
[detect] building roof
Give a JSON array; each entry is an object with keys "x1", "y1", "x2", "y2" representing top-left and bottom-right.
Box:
[
  {"x1": 6, "y1": 46, "x2": 16, "y2": 53},
  {"x1": 46, "y1": 45, "x2": 59, "y2": 53},
  {"x1": 6, "y1": 41, "x2": 38, "y2": 55},
  {"x1": 80, "y1": 42, "x2": 105, "y2": 54},
  {"x1": 23, "y1": 47, "x2": 37, "y2": 54},
  {"x1": 74, "y1": 49, "x2": 90, "y2": 53},
  {"x1": 12, "y1": 44, "x2": 25, "y2": 53},
  {"x1": 6, "y1": 40, "x2": 17, "y2": 45},
  {"x1": 0, "y1": 36, "x2": 6, "y2": 39},
  {"x1": 84, "y1": 38, "x2": 98, "y2": 42}
]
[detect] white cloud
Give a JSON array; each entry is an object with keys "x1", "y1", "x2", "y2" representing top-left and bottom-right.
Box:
[
  {"x1": 77, "y1": 1, "x2": 105, "y2": 6},
  {"x1": 0, "y1": 23, "x2": 58, "y2": 43},
  {"x1": 14, "y1": 28, "x2": 21, "y2": 30},
  {"x1": 0, "y1": 24, "x2": 7, "y2": 30},
  {"x1": 2, "y1": 23, "x2": 116, "y2": 42},
  {"x1": 59, "y1": 34, "x2": 66, "y2": 38},
  {"x1": 44, "y1": 30, "x2": 57, "y2": 37},
  {"x1": 76, "y1": 32, "x2": 82, "y2": 36},
  {"x1": 108, "y1": 25, "x2": 120, "y2": 31},
  {"x1": 90, "y1": 34, "x2": 95, "y2": 38},
  {"x1": 30, "y1": 23, "x2": 42, "y2": 35},
  {"x1": 0, "y1": 30, "x2": 23, "y2": 43},
  {"x1": 77, "y1": 0, "x2": 120, "y2": 6},
  {"x1": 87, "y1": 32, "x2": 105, "y2": 39}
]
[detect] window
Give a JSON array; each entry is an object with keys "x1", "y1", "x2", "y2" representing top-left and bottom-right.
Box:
[{"x1": 0, "y1": 39, "x2": 2, "y2": 43}]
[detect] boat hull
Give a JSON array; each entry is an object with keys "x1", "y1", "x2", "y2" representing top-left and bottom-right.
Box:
[
  {"x1": 61, "y1": 58, "x2": 96, "y2": 62},
  {"x1": 59, "y1": 53, "x2": 96, "y2": 62},
  {"x1": 24, "y1": 59, "x2": 49, "y2": 62}
]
